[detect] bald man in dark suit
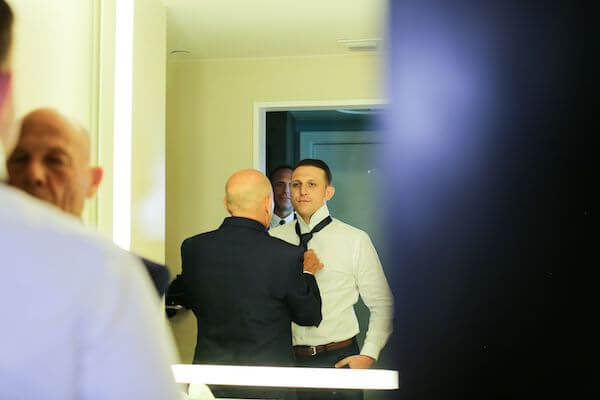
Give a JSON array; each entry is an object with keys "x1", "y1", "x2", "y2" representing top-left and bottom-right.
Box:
[{"x1": 179, "y1": 169, "x2": 323, "y2": 399}]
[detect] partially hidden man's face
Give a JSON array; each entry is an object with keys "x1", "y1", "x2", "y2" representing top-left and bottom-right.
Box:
[
  {"x1": 271, "y1": 168, "x2": 292, "y2": 213},
  {"x1": 6, "y1": 113, "x2": 99, "y2": 216},
  {"x1": 291, "y1": 165, "x2": 334, "y2": 220}
]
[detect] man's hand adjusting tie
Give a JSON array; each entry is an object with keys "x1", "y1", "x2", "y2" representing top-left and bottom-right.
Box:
[{"x1": 303, "y1": 249, "x2": 324, "y2": 275}]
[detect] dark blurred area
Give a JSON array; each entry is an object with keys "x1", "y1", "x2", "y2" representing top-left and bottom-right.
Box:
[{"x1": 383, "y1": 1, "x2": 588, "y2": 398}]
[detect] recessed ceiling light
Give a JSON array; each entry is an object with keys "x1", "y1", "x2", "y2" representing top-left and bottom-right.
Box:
[{"x1": 170, "y1": 49, "x2": 191, "y2": 55}]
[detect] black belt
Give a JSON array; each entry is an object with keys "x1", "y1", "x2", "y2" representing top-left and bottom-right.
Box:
[{"x1": 294, "y1": 337, "x2": 355, "y2": 357}]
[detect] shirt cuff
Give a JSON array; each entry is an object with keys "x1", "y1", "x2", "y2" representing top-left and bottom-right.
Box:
[
  {"x1": 360, "y1": 341, "x2": 381, "y2": 361},
  {"x1": 302, "y1": 271, "x2": 314, "y2": 275}
]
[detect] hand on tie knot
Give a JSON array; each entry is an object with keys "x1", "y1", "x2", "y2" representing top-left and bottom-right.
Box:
[{"x1": 303, "y1": 249, "x2": 324, "y2": 275}]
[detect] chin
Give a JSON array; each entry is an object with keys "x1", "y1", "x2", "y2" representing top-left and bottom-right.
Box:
[{"x1": 297, "y1": 206, "x2": 314, "y2": 216}]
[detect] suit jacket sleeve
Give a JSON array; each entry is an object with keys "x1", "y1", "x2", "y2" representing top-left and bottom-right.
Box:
[
  {"x1": 140, "y1": 257, "x2": 170, "y2": 297},
  {"x1": 175, "y1": 238, "x2": 193, "y2": 308},
  {"x1": 284, "y1": 251, "x2": 322, "y2": 327}
]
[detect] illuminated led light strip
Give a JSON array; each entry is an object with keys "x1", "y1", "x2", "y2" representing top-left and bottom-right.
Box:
[
  {"x1": 112, "y1": 0, "x2": 134, "y2": 250},
  {"x1": 172, "y1": 364, "x2": 399, "y2": 390}
]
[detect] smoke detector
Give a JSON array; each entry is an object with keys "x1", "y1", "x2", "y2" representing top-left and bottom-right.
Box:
[{"x1": 337, "y1": 38, "x2": 381, "y2": 51}]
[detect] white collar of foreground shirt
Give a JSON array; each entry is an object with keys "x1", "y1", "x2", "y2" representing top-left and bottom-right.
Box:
[{"x1": 296, "y1": 203, "x2": 331, "y2": 233}]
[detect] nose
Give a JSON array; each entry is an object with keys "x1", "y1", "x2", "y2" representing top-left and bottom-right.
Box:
[
  {"x1": 283, "y1": 183, "x2": 291, "y2": 195},
  {"x1": 26, "y1": 161, "x2": 47, "y2": 187},
  {"x1": 299, "y1": 183, "x2": 308, "y2": 196}
]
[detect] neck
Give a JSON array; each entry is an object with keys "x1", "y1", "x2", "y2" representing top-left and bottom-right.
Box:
[
  {"x1": 299, "y1": 213, "x2": 313, "y2": 225},
  {"x1": 274, "y1": 208, "x2": 292, "y2": 219},
  {"x1": 231, "y1": 211, "x2": 268, "y2": 228}
]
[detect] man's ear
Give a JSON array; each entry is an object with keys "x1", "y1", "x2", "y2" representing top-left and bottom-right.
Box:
[
  {"x1": 325, "y1": 185, "x2": 335, "y2": 201},
  {"x1": 86, "y1": 166, "x2": 104, "y2": 198}
]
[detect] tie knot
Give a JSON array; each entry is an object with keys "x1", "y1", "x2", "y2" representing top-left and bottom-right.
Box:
[
  {"x1": 279, "y1": 219, "x2": 286, "y2": 225},
  {"x1": 299, "y1": 232, "x2": 313, "y2": 249},
  {"x1": 294, "y1": 216, "x2": 332, "y2": 251}
]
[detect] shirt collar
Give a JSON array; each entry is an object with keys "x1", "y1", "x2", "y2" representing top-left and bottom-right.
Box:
[
  {"x1": 297, "y1": 203, "x2": 331, "y2": 233},
  {"x1": 272, "y1": 212, "x2": 294, "y2": 224}
]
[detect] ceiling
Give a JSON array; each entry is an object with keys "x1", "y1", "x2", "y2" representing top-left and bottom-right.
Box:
[{"x1": 162, "y1": 0, "x2": 387, "y2": 59}]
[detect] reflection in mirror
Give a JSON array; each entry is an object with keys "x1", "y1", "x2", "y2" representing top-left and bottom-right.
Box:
[
  {"x1": 164, "y1": 1, "x2": 392, "y2": 399},
  {"x1": 266, "y1": 106, "x2": 386, "y2": 353}
]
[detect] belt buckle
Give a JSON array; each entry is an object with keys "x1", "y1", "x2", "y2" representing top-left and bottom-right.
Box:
[{"x1": 309, "y1": 345, "x2": 317, "y2": 356}]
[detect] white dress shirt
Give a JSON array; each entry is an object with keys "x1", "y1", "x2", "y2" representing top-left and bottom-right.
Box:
[
  {"x1": 269, "y1": 204, "x2": 394, "y2": 360},
  {"x1": 269, "y1": 211, "x2": 295, "y2": 230},
  {"x1": 0, "y1": 184, "x2": 181, "y2": 399}
]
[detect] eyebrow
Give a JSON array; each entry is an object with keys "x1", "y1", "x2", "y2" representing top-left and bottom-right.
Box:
[
  {"x1": 291, "y1": 178, "x2": 317, "y2": 183},
  {"x1": 47, "y1": 147, "x2": 71, "y2": 156}
]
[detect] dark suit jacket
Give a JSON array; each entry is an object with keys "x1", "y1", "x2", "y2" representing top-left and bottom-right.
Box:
[
  {"x1": 139, "y1": 257, "x2": 170, "y2": 297},
  {"x1": 180, "y1": 216, "x2": 322, "y2": 367}
]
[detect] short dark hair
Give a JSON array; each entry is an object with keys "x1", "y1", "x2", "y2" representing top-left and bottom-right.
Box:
[
  {"x1": 0, "y1": 0, "x2": 13, "y2": 65},
  {"x1": 294, "y1": 159, "x2": 332, "y2": 184},
  {"x1": 269, "y1": 165, "x2": 293, "y2": 182}
]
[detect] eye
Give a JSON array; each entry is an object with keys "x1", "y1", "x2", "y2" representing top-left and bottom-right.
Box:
[
  {"x1": 7, "y1": 152, "x2": 29, "y2": 166},
  {"x1": 308, "y1": 182, "x2": 316, "y2": 188},
  {"x1": 291, "y1": 182, "x2": 301, "y2": 188},
  {"x1": 46, "y1": 155, "x2": 67, "y2": 167}
]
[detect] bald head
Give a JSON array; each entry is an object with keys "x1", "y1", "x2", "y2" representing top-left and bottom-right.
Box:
[
  {"x1": 23, "y1": 108, "x2": 91, "y2": 160},
  {"x1": 225, "y1": 169, "x2": 273, "y2": 227},
  {"x1": 6, "y1": 108, "x2": 103, "y2": 217}
]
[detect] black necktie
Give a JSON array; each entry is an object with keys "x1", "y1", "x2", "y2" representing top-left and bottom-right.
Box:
[
  {"x1": 295, "y1": 216, "x2": 332, "y2": 251},
  {"x1": 279, "y1": 219, "x2": 286, "y2": 225}
]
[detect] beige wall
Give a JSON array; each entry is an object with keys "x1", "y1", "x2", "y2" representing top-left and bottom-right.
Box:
[
  {"x1": 130, "y1": 0, "x2": 166, "y2": 262},
  {"x1": 10, "y1": 0, "x2": 95, "y2": 124},
  {"x1": 166, "y1": 53, "x2": 382, "y2": 361},
  {"x1": 9, "y1": 0, "x2": 98, "y2": 224}
]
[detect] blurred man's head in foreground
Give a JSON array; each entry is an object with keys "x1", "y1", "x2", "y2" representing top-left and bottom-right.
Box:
[{"x1": 6, "y1": 108, "x2": 103, "y2": 216}]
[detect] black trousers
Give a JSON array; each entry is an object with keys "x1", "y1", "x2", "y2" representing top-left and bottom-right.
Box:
[
  {"x1": 294, "y1": 338, "x2": 364, "y2": 400},
  {"x1": 209, "y1": 385, "x2": 295, "y2": 400}
]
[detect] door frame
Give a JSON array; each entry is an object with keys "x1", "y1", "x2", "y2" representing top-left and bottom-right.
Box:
[{"x1": 252, "y1": 99, "x2": 386, "y2": 172}]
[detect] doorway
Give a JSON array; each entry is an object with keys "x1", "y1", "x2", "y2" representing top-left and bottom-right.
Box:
[{"x1": 259, "y1": 101, "x2": 395, "y2": 379}]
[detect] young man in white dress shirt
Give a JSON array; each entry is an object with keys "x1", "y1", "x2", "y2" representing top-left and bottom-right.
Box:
[{"x1": 269, "y1": 159, "x2": 394, "y2": 400}]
